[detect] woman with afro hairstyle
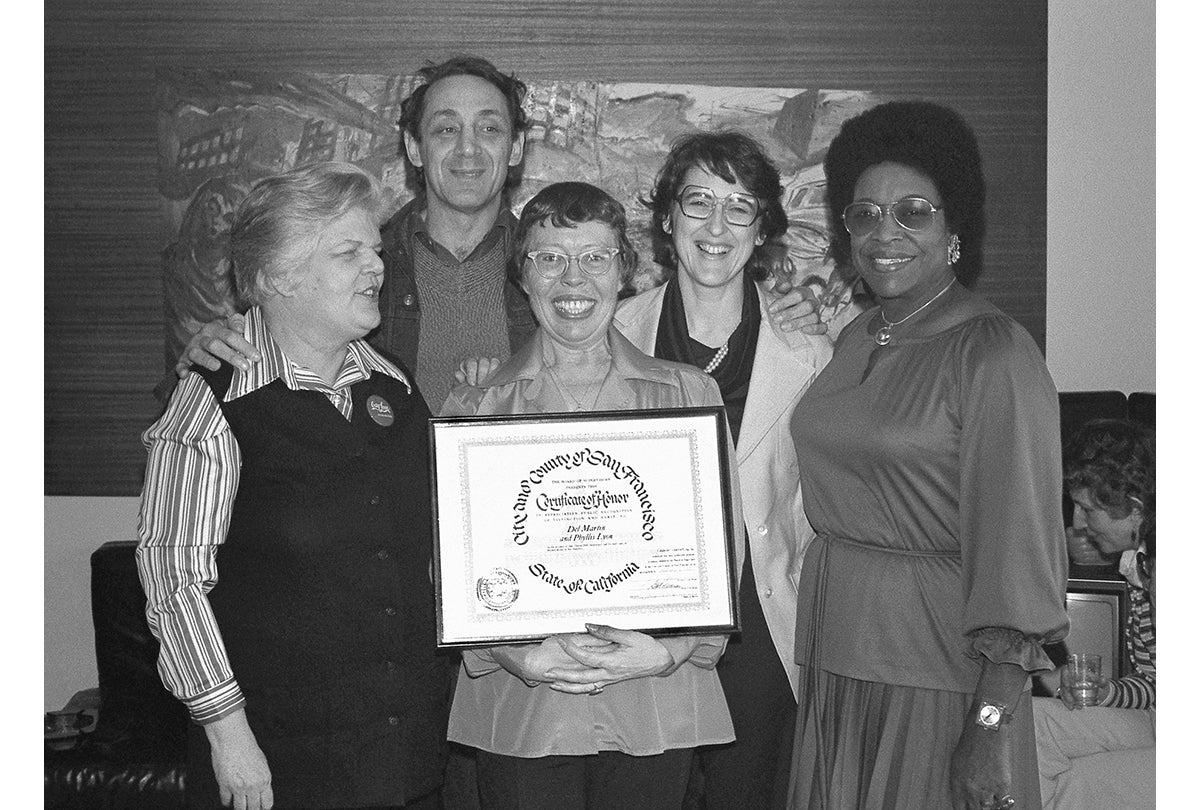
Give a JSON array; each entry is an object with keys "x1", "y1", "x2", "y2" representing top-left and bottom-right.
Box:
[{"x1": 786, "y1": 101, "x2": 1068, "y2": 810}]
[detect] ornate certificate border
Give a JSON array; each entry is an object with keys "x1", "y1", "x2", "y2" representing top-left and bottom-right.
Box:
[{"x1": 430, "y1": 407, "x2": 738, "y2": 647}]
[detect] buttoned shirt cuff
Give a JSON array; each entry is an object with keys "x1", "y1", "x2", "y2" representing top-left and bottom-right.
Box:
[
  {"x1": 966, "y1": 626, "x2": 1055, "y2": 673},
  {"x1": 185, "y1": 679, "x2": 247, "y2": 726},
  {"x1": 1098, "y1": 674, "x2": 1155, "y2": 710}
]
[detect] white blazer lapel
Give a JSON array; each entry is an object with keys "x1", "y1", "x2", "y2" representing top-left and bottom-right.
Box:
[
  {"x1": 736, "y1": 284, "x2": 823, "y2": 464},
  {"x1": 613, "y1": 284, "x2": 667, "y2": 355}
]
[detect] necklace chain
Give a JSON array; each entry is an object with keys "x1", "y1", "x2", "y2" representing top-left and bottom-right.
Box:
[
  {"x1": 874, "y1": 279, "x2": 956, "y2": 346},
  {"x1": 547, "y1": 363, "x2": 605, "y2": 411}
]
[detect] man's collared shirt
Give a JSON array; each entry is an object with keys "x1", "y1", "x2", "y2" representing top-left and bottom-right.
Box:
[{"x1": 375, "y1": 198, "x2": 536, "y2": 409}]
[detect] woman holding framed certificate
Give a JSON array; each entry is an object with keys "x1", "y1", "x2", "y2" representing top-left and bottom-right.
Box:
[{"x1": 441, "y1": 181, "x2": 744, "y2": 810}]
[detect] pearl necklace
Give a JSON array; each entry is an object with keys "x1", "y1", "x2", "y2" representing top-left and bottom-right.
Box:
[
  {"x1": 703, "y1": 342, "x2": 730, "y2": 374},
  {"x1": 874, "y1": 279, "x2": 956, "y2": 346}
]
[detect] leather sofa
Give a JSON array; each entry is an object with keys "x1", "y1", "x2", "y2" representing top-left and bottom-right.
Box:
[
  {"x1": 45, "y1": 541, "x2": 187, "y2": 809},
  {"x1": 1058, "y1": 390, "x2": 1155, "y2": 578}
]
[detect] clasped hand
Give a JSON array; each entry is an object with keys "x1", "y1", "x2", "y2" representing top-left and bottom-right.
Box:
[{"x1": 492, "y1": 624, "x2": 677, "y2": 695}]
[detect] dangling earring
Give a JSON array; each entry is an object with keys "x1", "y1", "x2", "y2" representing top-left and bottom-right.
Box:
[
  {"x1": 663, "y1": 219, "x2": 672, "y2": 235},
  {"x1": 947, "y1": 234, "x2": 961, "y2": 265}
]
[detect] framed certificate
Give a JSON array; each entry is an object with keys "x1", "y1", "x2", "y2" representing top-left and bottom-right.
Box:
[{"x1": 429, "y1": 406, "x2": 739, "y2": 647}]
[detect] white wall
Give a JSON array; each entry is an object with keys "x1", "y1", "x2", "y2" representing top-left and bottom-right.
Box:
[
  {"x1": 1046, "y1": 0, "x2": 1155, "y2": 394},
  {"x1": 43, "y1": 1, "x2": 1157, "y2": 711},
  {"x1": 45, "y1": 497, "x2": 140, "y2": 710}
]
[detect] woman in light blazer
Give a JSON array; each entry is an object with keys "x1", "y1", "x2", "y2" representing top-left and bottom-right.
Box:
[{"x1": 615, "y1": 130, "x2": 832, "y2": 809}]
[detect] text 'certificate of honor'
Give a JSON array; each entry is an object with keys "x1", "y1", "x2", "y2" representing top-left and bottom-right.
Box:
[{"x1": 430, "y1": 408, "x2": 737, "y2": 646}]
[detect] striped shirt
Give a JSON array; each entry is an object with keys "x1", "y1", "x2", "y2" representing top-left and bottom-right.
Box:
[
  {"x1": 1099, "y1": 577, "x2": 1155, "y2": 709},
  {"x1": 135, "y1": 307, "x2": 412, "y2": 724}
]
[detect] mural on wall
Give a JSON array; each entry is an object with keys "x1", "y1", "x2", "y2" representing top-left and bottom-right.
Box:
[{"x1": 156, "y1": 68, "x2": 880, "y2": 366}]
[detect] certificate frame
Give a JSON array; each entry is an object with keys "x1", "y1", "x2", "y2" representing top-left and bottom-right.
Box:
[{"x1": 429, "y1": 406, "x2": 739, "y2": 647}]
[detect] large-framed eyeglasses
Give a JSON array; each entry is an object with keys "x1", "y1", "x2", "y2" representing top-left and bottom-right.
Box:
[
  {"x1": 675, "y1": 185, "x2": 762, "y2": 228},
  {"x1": 842, "y1": 196, "x2": 943, "y2": 237},
  {"x1": 525, "y1": 248, "x2": 622, "y2": 279}
]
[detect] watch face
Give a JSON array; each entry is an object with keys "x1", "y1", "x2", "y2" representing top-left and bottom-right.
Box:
[{"x1": 979, "y1": 704, "x2": 1002, "y2": 726}]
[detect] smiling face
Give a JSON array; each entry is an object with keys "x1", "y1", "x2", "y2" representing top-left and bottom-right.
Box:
[
  {"x1": 850, "y1": 161, "x2": 956, "y2": 317},
  {"x1": 403, "y1": 74, "x2": 525, "y2": 217},
  {"x1": 521, "y1": 219, "x2": 621, "y2": 352},
  {"x1": 668, "y1": 165, "x2": 764, "y2": 291},
  {"x1": 1070, "y1": 488, "x2": 1142, "y2": 556},
  {"x1": 277, "y1": 206, "x2": 384, "y2": 347}
]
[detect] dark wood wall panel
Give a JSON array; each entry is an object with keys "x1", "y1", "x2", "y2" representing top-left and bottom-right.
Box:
[{"x1": 46, "y1": 0, "x2": 1048, "y2": 495}]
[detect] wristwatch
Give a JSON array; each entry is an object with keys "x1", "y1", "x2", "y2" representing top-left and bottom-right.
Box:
[{"x1": 972, "y1": 700, "x2": 1013, "y2": 731}]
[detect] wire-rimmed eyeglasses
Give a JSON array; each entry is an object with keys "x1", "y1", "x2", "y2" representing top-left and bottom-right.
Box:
[
  {"x1": 675, "y1": 185, "x2": 762, "y2": 228},
  {"x1": 842, "y1": 196, "x2": 943, "y2": 237},
  {"x1": 525, "y1": 248, "x2": 621, "y2": 279}
]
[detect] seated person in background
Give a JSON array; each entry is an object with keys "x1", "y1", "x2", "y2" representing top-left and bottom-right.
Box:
[
  {"x1": 137, "y1": 162, "x2": 450, "y2": 810},
  {"x1": 1033, "y1": 418, "x2": 1155, "y2": 810}
]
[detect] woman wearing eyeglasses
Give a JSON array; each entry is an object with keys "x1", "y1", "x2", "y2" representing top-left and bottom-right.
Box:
[
  {"x1": 786, "y1": 101, "x2": 1068, "y2": 810},
  {"x1": 614, "y1": 130, "x2": 833, "y2": 810},
  {"x1": 442, "y1": 181, "x2": 744, "y2": 810}
]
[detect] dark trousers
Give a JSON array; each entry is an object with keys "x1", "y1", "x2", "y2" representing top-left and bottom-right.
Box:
[
  {"x1": 691, "y1": 549, "x2": 798, "y2": 810},
  {"x1": 475, "y1": 748, "x2": 693, "y2": 810}
]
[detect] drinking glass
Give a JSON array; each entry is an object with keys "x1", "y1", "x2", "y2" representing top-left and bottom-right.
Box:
[{"x1": 1062, "y1": 652, "x2": 1104, "y2": 706}]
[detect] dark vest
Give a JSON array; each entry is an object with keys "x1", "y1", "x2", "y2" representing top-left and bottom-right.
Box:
[{"x1": 186, "y1": 363, "x2": 451, "y2": 809}]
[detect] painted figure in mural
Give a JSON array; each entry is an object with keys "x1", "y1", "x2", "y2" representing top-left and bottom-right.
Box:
[
  {"x1": 160, "y1": 176, "x2": 249, "y2": 369},
  {"x1": 614, "y1": 130, "x2": 833, "y2": 810},
  {"x1": 786, "y1": 100, "x2": 1068, "y2": 810},
  {"x1": 137, "y1": 162, "x2": 451, "y2": 810},
  {"x1": 441, "y1": 180, "x2": 744, "y2": 810},
  {"x1": 164, "y1": 56, "x2": 827, "y2": 410}
]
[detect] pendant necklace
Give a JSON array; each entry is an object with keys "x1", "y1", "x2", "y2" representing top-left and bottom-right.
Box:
[{"x1": 874, "y1": 279, "x2": 956, "y2": 346}]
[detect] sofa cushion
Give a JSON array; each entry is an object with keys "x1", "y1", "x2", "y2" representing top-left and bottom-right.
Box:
[{"x1": 90, "y1": 541, "x2": 188, "y2": 755}]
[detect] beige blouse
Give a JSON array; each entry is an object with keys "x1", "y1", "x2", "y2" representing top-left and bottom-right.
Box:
[{"x1": 441, "y1": 327, "x2": 741, "y2": 756}]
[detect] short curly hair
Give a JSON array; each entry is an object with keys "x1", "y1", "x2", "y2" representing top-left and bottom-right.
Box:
[
  {"x1": 1064, "y1": 418, "x2": 1155, "y2": 552},
  {"x1": 512, "y1": 182, "x2": 639, "y2": 288},
  {"x1": 397, "y1": 55, "x2": 528, "y2": 191},
  {"x1": 823, "y1": 100, "x2": 986, "y2": 286},
  {"x1": 643, "y1": 130, "x2": 788, "y2": 281}
]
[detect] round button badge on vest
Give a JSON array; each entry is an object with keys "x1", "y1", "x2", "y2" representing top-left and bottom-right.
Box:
[{"x1": 367, "y1": 395, "x2": 394, "y2": 427}]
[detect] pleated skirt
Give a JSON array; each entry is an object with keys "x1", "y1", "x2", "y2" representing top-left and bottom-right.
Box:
[{"x1": 786, "y1": 670, "x2": 1041, "y2": 810}]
